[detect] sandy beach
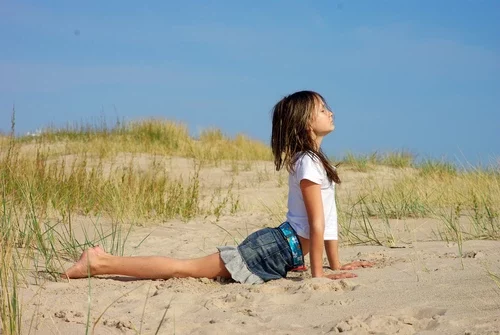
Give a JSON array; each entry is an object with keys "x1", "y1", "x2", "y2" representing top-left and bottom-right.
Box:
[{"x1": 13, "y1": 157, "x2": 500, "y2": 335}]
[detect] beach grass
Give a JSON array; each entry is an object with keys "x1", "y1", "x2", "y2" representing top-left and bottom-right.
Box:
[
  {"x1": 0, "y1": 119, "x2": 270, "y2": 333},
  {"x1": 337, "y1": 161, "x2": 500, "y2": 246},
  {"x1": 489, "y1": 270, "x2": 500, "y2": 289},
  {"x1": 0, "y1": 193, "x2": 22, "y2": 335},
  {"x1": 340, "y1": 150, "x2": 415, "y2": 172}
]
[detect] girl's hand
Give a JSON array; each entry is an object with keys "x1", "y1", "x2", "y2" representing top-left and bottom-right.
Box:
[
  {"x1": 340, "y1": 261, "x2": 374, "y2": 270},
  {"x1": 325, "y1": 272, "x2": 357, "y2": 280}
]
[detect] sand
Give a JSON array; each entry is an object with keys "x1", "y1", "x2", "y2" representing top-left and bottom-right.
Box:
[{"x1": 16, "y1": 158, "x2": 500, "y2": 334}]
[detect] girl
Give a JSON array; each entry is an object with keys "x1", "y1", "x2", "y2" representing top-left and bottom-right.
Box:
[{"x1": 63, "y1": 91, "x2": 372, "y2": 283}]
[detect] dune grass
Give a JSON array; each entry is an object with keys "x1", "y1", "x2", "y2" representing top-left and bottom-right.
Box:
[
  {"x1": 11, "y1": 120, "x2": 495, "y2": 243},
  {"x1": 489, "y1": 270, "x2": 500, "y2": 290},
  {"x1": 340, "y1": 150, "x2": 414, "y2": 172},
  {"x1": 25, "y1": 119, "x2": 272, "y2": 163},
  {"x1": 337, "y1": 161, "x2": 500, "y2": 245},
  {"x1": 0, "y1": 119, "x2": 270, "y2": 334},
  {"x1": 418, "y1": 159, "x2": 457, "y2": 177},
  {"x1": 0, "y1": 193, "x2": 22, "y2": 335}
]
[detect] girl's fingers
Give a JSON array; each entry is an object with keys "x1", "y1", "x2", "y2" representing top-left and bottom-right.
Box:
[
  {"x1": 341, "y1": 261, "x2": 375, "y2": 270},
  {"x1": 340, "y1": 264, "x2": 354, "y2": 270},
  {"x1": 340, "y1": 262, "x2": 358, "y2": 270},
  {"x1": 354, "y1": 261, "x2": 374, "y2": 268},
  {"x1": 326, "y1": 272, "x2": 357, "y2": 280}
]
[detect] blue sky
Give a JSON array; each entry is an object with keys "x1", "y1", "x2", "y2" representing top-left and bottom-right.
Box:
[{"x1": 1, "y1": 1, "x2": 499, "y2": 165}]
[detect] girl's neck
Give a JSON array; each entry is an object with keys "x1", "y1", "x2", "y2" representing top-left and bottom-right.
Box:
[{"x1": 312, "y1": 134, "x2": 324, "y2": 151}]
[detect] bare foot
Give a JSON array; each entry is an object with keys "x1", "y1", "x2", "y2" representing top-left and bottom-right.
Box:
[{"x1": 62, "y1": 246, "x2": 106, "y2": 279}]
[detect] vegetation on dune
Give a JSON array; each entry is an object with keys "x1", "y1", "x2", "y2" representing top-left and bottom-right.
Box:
[
  {"x1": 335, "y1": 149, "x2": 499, "y2": 244},
  {"x1": 337, "y1": 155, "x2": 499, "y2": 245},
  {"x1": 24, "y1": 119, "x2": 272, "y2": 162},
  {"x1": 340, "y1": 150, "x2": 415, "y2": 171},
  {"x1": 0, "y1": 117, "x2": 499, "y2": 334},
  {"x1": 3, "y1": 118, "x2": 499, "y2": 247}
]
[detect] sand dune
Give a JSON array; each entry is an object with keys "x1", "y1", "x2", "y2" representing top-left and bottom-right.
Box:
[{"x1": 15, "y1": 158, "x2": 500, "y2": 334}]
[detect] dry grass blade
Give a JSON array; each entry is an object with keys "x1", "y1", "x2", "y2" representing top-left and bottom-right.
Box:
[
  {"x1": 91, "y1": 283, "x2": 146, "y2": 334},
  {"x1": 154, "y1": 296, "x2": 174, "y2": 335}
]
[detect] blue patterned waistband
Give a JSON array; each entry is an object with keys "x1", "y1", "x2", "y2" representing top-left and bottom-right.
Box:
[{"x1": 278, "y1": 222, "x2": 304, "y2": 268}]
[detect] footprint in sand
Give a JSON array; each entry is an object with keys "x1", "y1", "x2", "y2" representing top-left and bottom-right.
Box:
[
  {"x1": 320, "y1": 298, "x2": 354, "y2": 306},
  {"x1": 258, "y1": 278, "x2": 359, "y2": 295},
  {"x1": 292, "y1": 278, "x2": 359, "y2": 293},
  {"x1": 207, "y1": 292, "x2": 255, "y2": 310},
  {"x1": 331, "y1": 307, "x2": 447, "y2": 334},
  {"x1": 356, "y1": 252, "x2": 404, "y2": 268},
  {"x1": 236, "y1": 308, "x2": 273, "y2": 323},
  {"x1": 54, "y1": 310, "x2": 85, "y2": 323},
  {"x1": 102, "y1": 319, "x2": 134, "y2": 330}
]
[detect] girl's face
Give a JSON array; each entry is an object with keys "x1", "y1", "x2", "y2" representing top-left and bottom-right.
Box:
[{"x1": 309, "y1": 98, "x2": 335, "y2": 138}]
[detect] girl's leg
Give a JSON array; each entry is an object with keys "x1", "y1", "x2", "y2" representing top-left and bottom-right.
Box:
[{"x1": 62, "y1": 246, "x2": 231, "y2": 280}]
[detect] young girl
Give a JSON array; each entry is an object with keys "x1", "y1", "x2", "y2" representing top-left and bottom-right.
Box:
[{"x1": 63, "y1": 90, "x2": 372, "y2": 283}]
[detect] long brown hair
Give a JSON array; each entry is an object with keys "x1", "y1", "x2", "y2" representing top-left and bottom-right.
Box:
[{"x1": 271, "y1": 90, "x2": 341, "y2": 184}]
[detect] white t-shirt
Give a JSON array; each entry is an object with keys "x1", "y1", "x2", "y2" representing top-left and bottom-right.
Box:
[{"x1": 286, "y1": 153, "x2": 338, "y2": 240}]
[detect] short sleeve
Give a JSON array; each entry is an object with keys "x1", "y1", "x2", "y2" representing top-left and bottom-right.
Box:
[{"x1": 295, "y1": 154, "x2": 324, "y2": 185}]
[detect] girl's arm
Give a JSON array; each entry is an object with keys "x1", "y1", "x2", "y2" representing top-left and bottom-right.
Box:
[
  {"x1": 326, "y1": 240, "x2": 374, "y2": 270},
  {"x1": 325, "y1": 240, "x2": 341, "y2": 270},
  {"x1": 300, "y1": 179, "x2": 326, "y2": 278},
  {"x1": 300, "y1": 179, "x2": 366, "y2": 279}
]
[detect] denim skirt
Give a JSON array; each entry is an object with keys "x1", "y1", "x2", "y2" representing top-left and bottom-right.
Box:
[{"x1": 218, "y1": 227, "x2": 294, "y2": 283}]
